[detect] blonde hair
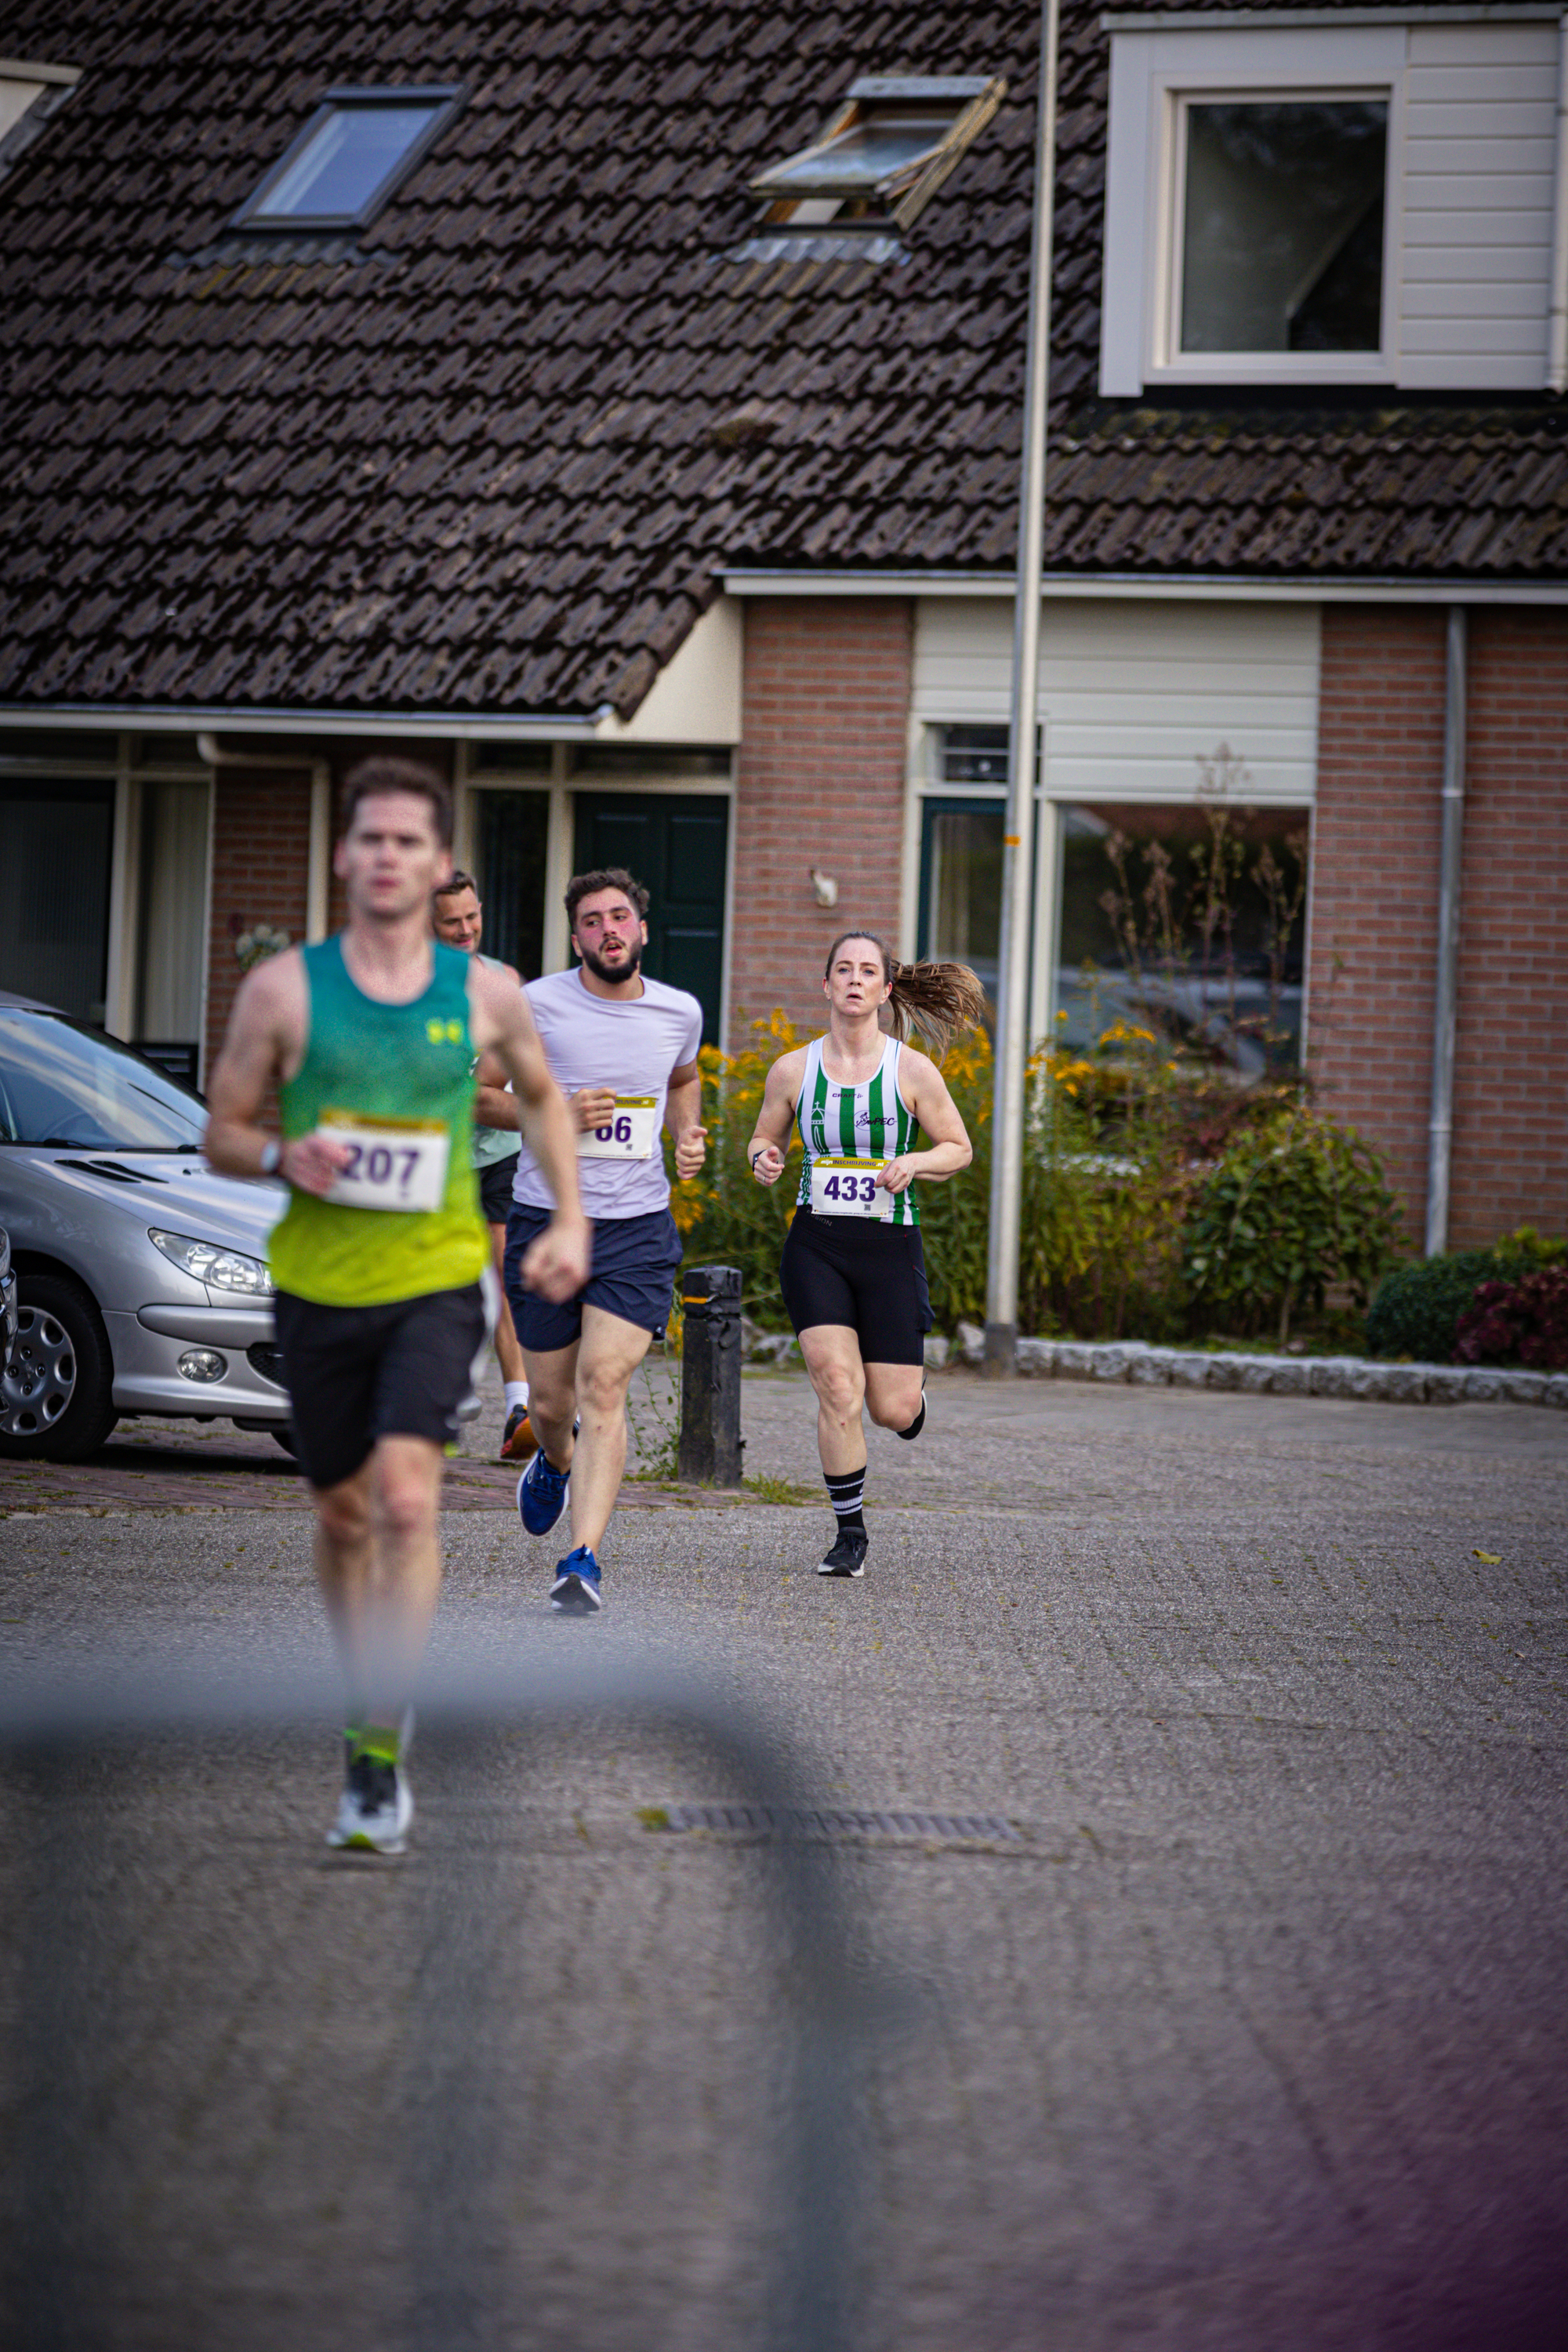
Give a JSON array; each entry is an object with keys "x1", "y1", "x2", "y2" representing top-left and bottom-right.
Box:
[{"x1": 824, "y1": 931, "x2": 988, "y2": 1058}]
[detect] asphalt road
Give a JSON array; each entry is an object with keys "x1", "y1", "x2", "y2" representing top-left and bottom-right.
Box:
[{"x1": 1, "y1": 1365, "x2": 1565, "y2": 2351}]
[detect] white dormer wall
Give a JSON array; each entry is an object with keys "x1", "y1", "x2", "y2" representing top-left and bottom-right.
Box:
[{"x1": 1100, "y1": 13, "x2": 1564, "y2": 396}]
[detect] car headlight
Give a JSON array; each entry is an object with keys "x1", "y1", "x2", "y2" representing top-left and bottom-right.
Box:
[{"x1": 149, "y1": 1229, "x2": 275, "y2": 1296}]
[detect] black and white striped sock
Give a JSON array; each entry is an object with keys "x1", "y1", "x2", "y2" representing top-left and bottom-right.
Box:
[{"x1": 823, "y1": 1463, "x2": 866, "y2": 1538}]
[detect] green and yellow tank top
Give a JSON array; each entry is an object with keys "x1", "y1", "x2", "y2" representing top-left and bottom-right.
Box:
[
  {"x1": 794, "y1": 1033, "x2": 921, "y2": 1226},
  {"x1": 270, "y1": 935, "x2": 488, "y2": 1307}
]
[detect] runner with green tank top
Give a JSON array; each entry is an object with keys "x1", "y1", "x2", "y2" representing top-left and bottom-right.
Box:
[
  {"x1": 430, "y1": 872, "x2": 538, "y2": 1461},
  {"x1": 205, "y1": 757, "x2": 587, "y2": 1855},
  {"x1": 746, "y1": 931, "x2": 984, "y2": 1578}
]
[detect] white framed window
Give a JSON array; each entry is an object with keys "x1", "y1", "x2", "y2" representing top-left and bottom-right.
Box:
[{"x1": 1102, "y1": 25, "x2": 1406, "y2": 392}]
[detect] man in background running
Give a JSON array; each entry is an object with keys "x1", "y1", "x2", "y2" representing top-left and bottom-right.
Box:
[
  {"x1": 205, "y1": 757, "x2": 588, "y2": 1853},
  {"x1": 430, "y1": 869, "x2": 537, "y2": 1462},
  {"x1": 492, "y1": 868, "x2": 706, "y2": 1615}
]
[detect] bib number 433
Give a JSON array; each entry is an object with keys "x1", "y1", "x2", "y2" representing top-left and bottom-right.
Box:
[{"x1": 811, "y1": 1156, "x2": 894, "y2": 1221}]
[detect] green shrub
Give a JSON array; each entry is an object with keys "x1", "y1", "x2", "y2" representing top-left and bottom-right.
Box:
[
  {"x1": 1365, "y1": 1229, "x2": 1566, "y2": 1361},
  {"x1": 1182, "y1": 1108, "x2": 1402, "y2": 1348}
]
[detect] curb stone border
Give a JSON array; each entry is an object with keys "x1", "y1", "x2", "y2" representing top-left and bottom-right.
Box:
[{"x1": 949, "y1": 1324, "x2": 1568, "y2": 1409}]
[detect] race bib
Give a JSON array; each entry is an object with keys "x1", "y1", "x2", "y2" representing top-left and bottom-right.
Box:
[
  {"x1": 811, "y1": 1156, "x2": 894, "y2": 1222},
  {"x1": 318, "y1": 1111, "x2": 452, "y2": 1212},
  {"x1": 577, "y1": 1095, "x2": 658, "y2": 1160}
]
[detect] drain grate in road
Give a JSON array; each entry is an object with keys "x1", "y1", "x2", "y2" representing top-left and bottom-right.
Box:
[{"x1": 649, "y1": 1802, "x2": 1025, "y2": 1846}]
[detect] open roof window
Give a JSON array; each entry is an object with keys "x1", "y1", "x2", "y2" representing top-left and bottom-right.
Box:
[
  {"x1": 750, "y1": 75, "x2": 1004, "y2": 232},
  {"x1": 232, "y1": 85, "x2": 465, "y2": 232}
]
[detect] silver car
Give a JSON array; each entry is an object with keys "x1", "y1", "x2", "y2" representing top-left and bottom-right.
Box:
[{"x1": 0, "y1": 1004, "x2": 290, "y2": 1461}]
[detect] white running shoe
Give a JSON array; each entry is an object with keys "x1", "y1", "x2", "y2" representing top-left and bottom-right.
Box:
[{"x1": 327, "y1": 1751, "x2": 413, "y2": 1855}]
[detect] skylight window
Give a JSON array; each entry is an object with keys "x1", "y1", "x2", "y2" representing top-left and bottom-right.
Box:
[
  {"x1": 750, "y1": 74, "x2": 1004, "y2": 232},
  {"x1": 233, "y1": 85, "x2": 466, "y2": 232}
]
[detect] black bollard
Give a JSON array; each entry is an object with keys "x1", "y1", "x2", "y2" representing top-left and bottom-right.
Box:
[{"x1": 678, "y1": 1264, "x2": 743, "y2": 1486}]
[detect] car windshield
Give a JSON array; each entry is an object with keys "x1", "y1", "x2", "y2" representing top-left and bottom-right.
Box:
[{"x1": 0, "y1": 1012, "x2": 206, "y2": 1151}]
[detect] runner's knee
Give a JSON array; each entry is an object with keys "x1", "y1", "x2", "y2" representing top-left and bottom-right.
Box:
[
  {"x1": 811, "y1": 1358, "x2": 864, "y2": 1420},
  {"x1": 317, "y1": 1486, "x2": 371, "y2": 1546},
  {"x1": 373, "y1": 1470, "x2": 438, "y2": 1544},
  {"x1": 577, "y1": 1355, "x2": 633, "y2": 1419}
]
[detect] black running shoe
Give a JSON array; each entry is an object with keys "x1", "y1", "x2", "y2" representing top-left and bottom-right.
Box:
[
  {"x1": 818, "y1": 1527, "x2": 868, "y2": 1578},
  {"x1": 895, "y1": 1388, "x2": 927, "y2": 1441}
]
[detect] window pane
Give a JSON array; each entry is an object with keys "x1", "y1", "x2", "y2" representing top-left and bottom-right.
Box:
[
  {"x1": 1181, "y1": 101, "x2": 1387, "y2": 354},
  {"x1": 477, "y1": 789, "x2": 549, "y2": 981},
  {"x1": 0, "y1": 779, "x2": 114, "y2": 1022},
  {"x1": 927, "y1": 808, "x2": 1004, "y2": 1000},
  {"x1": 941, "y1": 724, "x2": 1010, "y2": 786},
  {"x1": 765, "y1": 114, "x2": 951, "y2": 191},
  {"x1": 254, "y1": 103, "x2": 443, "y2": 221},
  {"x1": 1057, "y1": 804, "x2": 1310, "y2": 1075}
]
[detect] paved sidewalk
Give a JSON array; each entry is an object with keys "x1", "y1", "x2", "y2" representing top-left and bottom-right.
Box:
[{"x1": 1, "y1": 1370, "x2": 1565, "y2": 2349}]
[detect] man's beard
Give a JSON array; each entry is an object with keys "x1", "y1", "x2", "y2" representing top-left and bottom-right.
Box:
[{"x1": 579, "y1": 936, "x2": 643, "y2": 984}]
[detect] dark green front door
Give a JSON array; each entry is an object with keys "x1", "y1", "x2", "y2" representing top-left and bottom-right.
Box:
[{"x1": 572, "y1": 793, "x2": 728, "y2": 1044}]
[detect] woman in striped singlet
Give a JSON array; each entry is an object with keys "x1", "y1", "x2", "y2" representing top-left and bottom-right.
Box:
[{"x1": 746, "y1": 932, "x2": 985, "y2": 1578}]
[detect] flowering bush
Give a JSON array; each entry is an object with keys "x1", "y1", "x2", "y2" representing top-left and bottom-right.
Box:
[
  {"x1": 670, "y1": 1008, "x2": 1392, "y2": 1346},
  {"x1": 1454, "y1": 1265, "x2": 1568, "y2": 1370}
]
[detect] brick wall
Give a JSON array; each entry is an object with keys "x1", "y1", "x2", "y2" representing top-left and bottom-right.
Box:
[
  {"x1": 730, "y1": 597, "x2": 913, "y2": 1044},
  {"x1": 204, "y1": 767, "x2": 312, "y2": 1076},
  {"x1": 1308, "y1": 608, "x2": 1446, "y2": 1238},
  {"x1": 1449, "y1": 609, "x2": 1568, "y2": 1244},
  {"x1": 1308, "y1": 604, "x2": 1568, "y2": 1247}
]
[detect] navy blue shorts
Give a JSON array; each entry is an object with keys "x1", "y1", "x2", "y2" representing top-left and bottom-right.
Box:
[{"x1": 503, "y1": 1204, "x2": 683, "y2": 1353}]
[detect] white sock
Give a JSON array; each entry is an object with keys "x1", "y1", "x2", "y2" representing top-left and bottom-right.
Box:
[{"x1": 504, "y1": 1381, "x2": 529, "y2": 1413}]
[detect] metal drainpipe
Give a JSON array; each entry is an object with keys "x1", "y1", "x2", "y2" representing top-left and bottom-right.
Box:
[{"x1": 1424, "y1": 605, "x2": 1467, "y2": 1258}]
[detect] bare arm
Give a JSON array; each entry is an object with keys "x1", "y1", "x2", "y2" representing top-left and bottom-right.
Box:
[
  {"x1": 744, "y1": 1050, "x2": 806, "y2": 1189},
  {"x1": 203, "y1": 950, "x2": 352, "y2": 1196},
  {"x1": 468, "y1": 965, "x2": 590, "y2": 1300},
  {"x1": 878, "y1": 1049, "x2": 972, "y2": 1195},
  {"x1": 663, "y1": 1057, "x2": 707, "y2": 1183}
]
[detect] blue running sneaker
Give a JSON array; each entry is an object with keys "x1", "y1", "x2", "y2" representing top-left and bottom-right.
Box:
[
  {"x1": 517, "y1": 1446, "x2": 570, "y2": 1536},
  {"x1": 550, "y1": 1544, "x2": 602, "y2": 1616}
]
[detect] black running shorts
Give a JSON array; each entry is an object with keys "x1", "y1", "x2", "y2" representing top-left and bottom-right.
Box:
[
  {"x1": 273, "y1": 1283, "x2": 488, "y2": 1492},
  {"x1": 477, "y1": 1153, "x2": 520, "y2": 1225},
  {"x1": 779, "y1": 1206, "x2": 932, "y2": 1367}
]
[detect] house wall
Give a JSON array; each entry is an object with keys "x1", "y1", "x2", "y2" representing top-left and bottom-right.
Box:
[
  {"x1": 1400, "y1": 20, "x2": 1559, "y2": 391},
  {"x1": 1449, "y1": 608, "x2": 1568, "y2": 1243},
  {"x1": 913, "y1": 595, "x2": 1320, "y2": 802},
  {"x1": 204, "y1": 767, "x2": 314, "y2": 1078},
  {"x1": 1308, "y1": 603, "x2": 1568, "y2": 1248},
  {"x1": 730, "y1": 598, "x2": 913, "y2": 1042},
  {"x1": 1307, "y1": 607, "x2": 1446, "y2": 1236}
]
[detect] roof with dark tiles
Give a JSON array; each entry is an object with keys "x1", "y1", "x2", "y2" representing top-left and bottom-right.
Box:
[{"x1": 1, "y1": 0, "x2": 1566, "y2": 720}]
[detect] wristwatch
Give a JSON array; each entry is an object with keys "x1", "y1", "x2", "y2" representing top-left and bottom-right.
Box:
[{"x1": 260, "y1": 1140, "x2": 282, "y2": 1176}]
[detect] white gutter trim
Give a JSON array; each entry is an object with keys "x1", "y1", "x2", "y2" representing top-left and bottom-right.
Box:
[
  {"x1": 1425, "y1": 606, "x2": 1467, "y2": 1258},
  {"x1": 0, "y1": 58, "x2": 84, "y2": 82},
  {"x1": 0, "y1": 704, "x2": 601, "y2": 740},
  {"x1": 721, "y1": 570, "x2": 1568, "y2": 604},
  {"x1": 1102, "y1": 4, "x2": 1561, "y2": 25},
  {"x1": 1549, "y1": 16, "x2": 1568, "y2": 395}
]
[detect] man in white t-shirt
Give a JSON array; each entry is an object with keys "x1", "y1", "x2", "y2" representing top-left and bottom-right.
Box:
[{"x1": 501, "y1": 867, "x2": 706, "y2": 1614}]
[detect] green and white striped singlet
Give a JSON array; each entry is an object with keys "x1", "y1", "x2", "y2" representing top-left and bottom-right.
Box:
[{"x1": 794, "y1": 1034, "x2": 921, "y2": 1226}]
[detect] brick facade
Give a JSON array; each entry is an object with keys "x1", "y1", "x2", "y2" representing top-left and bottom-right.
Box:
[
  {"x1": 204, "y1": 767, "x2": 313, "y2": 1077},
  {"x1": 729, "y1": 597, "x2": 913, "y2": 1045},
  {"x1": 1308, "y1": 604, "x2": 1568, "y2": 1247},
  {"x1": 1450, "y1": 610, "x2": 1568, "y2": 1244}
]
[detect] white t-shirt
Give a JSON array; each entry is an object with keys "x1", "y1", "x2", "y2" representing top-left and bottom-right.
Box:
[{"x1": 512, "y1": 965, "x2": 704, "y2": 1220}]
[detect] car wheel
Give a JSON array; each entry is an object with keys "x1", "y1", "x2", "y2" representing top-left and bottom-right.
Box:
[{"x1": 0, "y1": 1275, "x2": 119, "y2": 1461}]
